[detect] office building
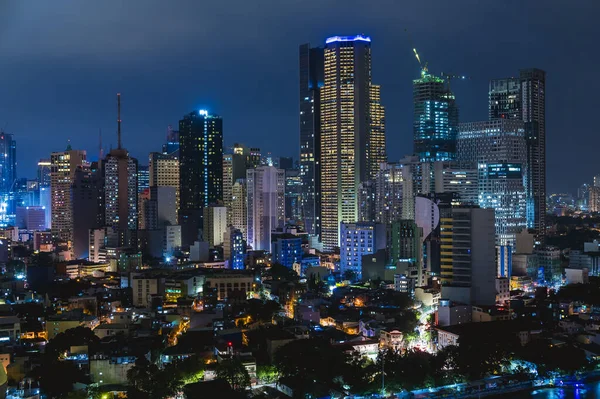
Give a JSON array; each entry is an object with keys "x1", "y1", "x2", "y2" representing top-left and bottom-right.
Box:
[
  {"x1": 413, "y1": 69, "x2": 458, "y2": 162},
  {"x1": 203, "y1": 204, "x2": 227, "y2": 248},
  {"x1": 489, "y1": 69, "x2": 546, "y2": 238},
  {"x1": 320, "y1": 35, "x2": 386, "y2": 250},
  {"x1": 223, "y1": 226, "x2": 245, "y2": 270},
  {"x1": 231, "y1": 178, "x2": 247, "y2": 239},
  {"x1": 458, "y1": 120, "x2": 527, "y2": 246},
  {"x1": 71, "y1": 166, "x2": 103, "y2": 259},
  {"x1": 247, "y1": 166, "x2": 285, "y2": 251},
  {"x1": 340, "y1": 222, "x2": 386, "y2": 279},
  {"x1": 51, "y1": 147, "x2": 87, "y2": 242},
  {"x1": 440, "y1": 207, "x2": 496, "y2": 306},
  {"x1": 299, "y1": 43, "x2": 324, "y2": 238},
  {"x1": 179, "y1": 110, "x2": 223, "y2": 247}
]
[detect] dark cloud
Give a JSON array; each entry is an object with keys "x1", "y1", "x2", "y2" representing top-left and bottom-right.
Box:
[{"x1": 0, "y1": 0, "x2": 597, "y2": 194}]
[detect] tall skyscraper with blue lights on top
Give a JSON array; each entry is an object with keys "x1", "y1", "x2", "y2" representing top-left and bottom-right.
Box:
[
  {"x1": 413, "y1": 70, "x2": 458, "y2": 162},
  {"x1": 320, "y1": 34, "x2": 387, "y2": 251},
  {"x1": 178, "y1": 110, "x2": 223, "y2": 247}
]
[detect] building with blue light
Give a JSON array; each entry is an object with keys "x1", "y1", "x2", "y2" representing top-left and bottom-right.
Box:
[
  {"x1": 0, "y1": 133, "x2": 16, "y2": 195},
  {"x1": 340, "y1": 222, "x2": 386, "y2": 279},
  {"x1": 178, "y1": 110, "x2": 223, "y2": 247},
  {"x1": 224, "y1": 226, "x2": 245, "y2": 270},
  {"x1": 413, "y1": 71, "x2": 458, "y2": 162},
  {"x1": 272, "y1": 234, "x2": 303, "y2": 268}
]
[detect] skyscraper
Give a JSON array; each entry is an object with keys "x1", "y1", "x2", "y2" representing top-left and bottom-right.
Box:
[
  {"x1": 299, "y1": 43, "x2": 324, "y2": 238},
  {"x1": 320, "y1": 34, "x2": 386, "y2": 250},
  {"x1": 368, "y1": 84, "x2": 387, "y2": 178},
  {"x1": 51, "y1": 147, "x2": 87, "y2": 242},
  {"x1": 521, "y1": 69, "x2": 546, "y2": 238},
  {"x1": 231, "y1": 178, "x2": 247, "y2": 239},
  {"x1": 413, "y1": 70, "x2": 458, "y2": 162},
  {"x1": 0, "y1": 133, "x2": 16, "y2": 195},
  {"x1": 178, "y1": 110, "x2": 223, "y2": 247},
  {"x1": 458, "y1": 119, "x2": 527, "y2": 246},
  {"x1": 103, "y1": 93, "x2": 138, "y2": 249},
  {"x1": 489, "y1": 69, "x2": 546, "y2": 238},
  {"x1": 246, "y1": 166, "x2": 285, "y2": 251}
]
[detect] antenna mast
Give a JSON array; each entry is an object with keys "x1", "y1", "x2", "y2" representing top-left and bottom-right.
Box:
[{"x1": 117, "y1": 93, "x2": 122, "y2": 150}]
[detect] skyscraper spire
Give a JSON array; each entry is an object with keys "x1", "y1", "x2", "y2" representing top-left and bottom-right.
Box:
[{"x1": 117, "y1": 93, "x2": 122, "y2": 150}]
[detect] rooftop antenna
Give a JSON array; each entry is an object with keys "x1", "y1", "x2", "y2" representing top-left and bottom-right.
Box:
[
  {"x1": 117, "y1": 93, "x2": 122, "y2": 150},
  {"x1": 99, "y1": 128, "x2": 104, "y2": 160}
]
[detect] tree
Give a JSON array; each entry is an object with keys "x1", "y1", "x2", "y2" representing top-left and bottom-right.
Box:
[
  {"x1": 216, "y1": 358, "x2": 251, "y2": 391},
  {"x1": 256, "y1": 364, "x2": 278, "y2": 384},
  {"x1": 274, "y1": 338, "x2": 347, "y2": 397},
  {"x1": 45, "y1": 327, "x2": 100, "y2": 360},
  {"x1": 266, "y1": 263, "x2": 299, "y2": 282},
  {"x1": 30, "y1": 360, "x2": 86, "y2": 398}
]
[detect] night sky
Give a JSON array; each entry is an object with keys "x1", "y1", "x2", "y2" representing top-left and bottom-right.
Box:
[{"x1": 0, "y1": 0, "x2": 597, "y2": 194}]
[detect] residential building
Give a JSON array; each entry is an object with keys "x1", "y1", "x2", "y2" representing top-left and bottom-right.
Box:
[
  {"x1": 149, "y1": 152, "x2": 180, "y2": 216},
  {"x1": 51, "y1": 147, "x2": 86, "y2": 242},
  {"x1": 231, "y1": 179, "x2": 247, "y2": 239},
  {"x1": 320, "y1": 34, "x2": 386, "y2": 251},
  {"x1": 440, "y1": 207, "x2": 496, "y2": 306},
  {"x1": 340, "y1": 222, "x2": 386, "y2": 279},
  {"x1": 203, "y1": 205, "x2": 227, "y2": 248},
  {"x1": 103, "y1": 148, "x2": 138, "y2": 249},
  {"x1": 389, "y1": 220, "x2": 426, "y2": 287},
  {"x1": 272, "y1": 234, "x2": 303, "y2": 269}
]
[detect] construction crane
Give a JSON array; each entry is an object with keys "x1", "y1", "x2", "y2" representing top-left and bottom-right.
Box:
[
  {"x1": 441, "y1": 72, "x2": 469, "y2": 93},
  {"x1": 405, "y1": 29, "x2": 428, "y2": 76}
]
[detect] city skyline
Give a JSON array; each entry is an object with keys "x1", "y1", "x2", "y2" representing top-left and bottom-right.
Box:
[{"x1": 0, "y1": 1, "x2": 597, "y2": 195}]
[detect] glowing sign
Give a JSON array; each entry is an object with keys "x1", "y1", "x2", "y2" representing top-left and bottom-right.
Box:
[
  {"x1": 326, "y1": 35, "x2": 371, "y2": 44},
  {"x1": 198, "y1": 110, "x2": 208, "y2": 116}
]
